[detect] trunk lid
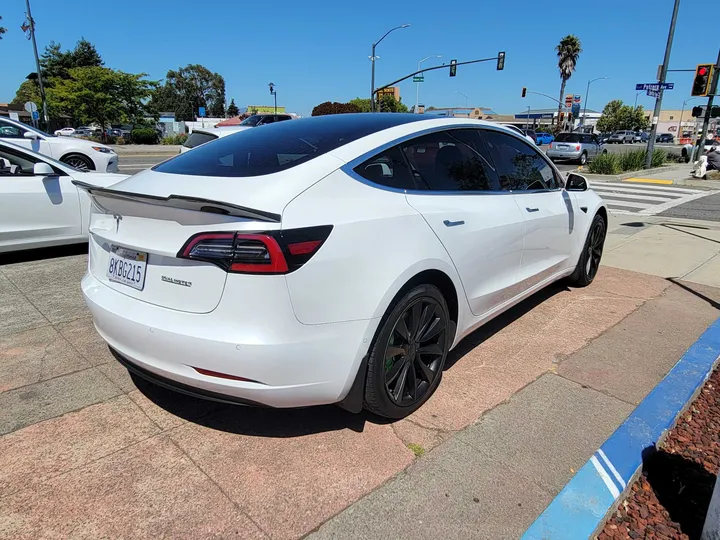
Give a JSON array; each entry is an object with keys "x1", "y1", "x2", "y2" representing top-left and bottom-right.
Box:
[{"x1": 75, "y1": 167, "x2": 317, "y2": 314}]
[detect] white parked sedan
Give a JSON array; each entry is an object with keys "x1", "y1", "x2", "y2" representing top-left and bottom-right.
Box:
[
  {"x1": 0, "y1": 141, "x2": 127, "y2": 253},
  {"x1": 0, "y1": 117, "x2": 118, "y2": 172},
  {"x1": 54, "y1": 127, "x2": 76, "y2": 137},
  {"x1": 75, "y1": 114, "x2": 606, "y2": 419}
]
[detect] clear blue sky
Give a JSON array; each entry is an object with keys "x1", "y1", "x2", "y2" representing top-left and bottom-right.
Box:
[{"x1": 1, "y1": 0, "x2": 712, "y2": 118}]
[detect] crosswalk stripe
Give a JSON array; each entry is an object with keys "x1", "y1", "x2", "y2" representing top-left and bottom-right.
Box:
[
  {"x1": 592, "y1": 185, "x2": 681, "y2": 198},
  {"x1": 596, "y1": 192, "x2": 676, "y2": 203},
  {"x1": 594, "y1": 181, "x2": 702, "y2": 194},
  {"x1": 602, "y1": 200, "x2": 654, "y2": 209}
]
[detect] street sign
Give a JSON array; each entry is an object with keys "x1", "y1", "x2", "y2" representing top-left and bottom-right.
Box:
[
  {"x1": 24, "y1": 101, "x2": 38, "y2": 113},
  {"x1": 9, "y1": 112, "x2": 19, "y2": 121},
  {"x1": 565, "y1": 94, "x2": 573, "y2": 107},
  {"x1": 573, "y1": 94, "x2": 581, "y2": 104},
  {"x1": 198, "y1": 106, "x2": 206, "y2": 117},
  {"x1": 647, "y1": 89, "x2": 660, "y2": 98},
  {"x1": 32, "y1": 111, "x2": 40, "y2": 120},
  {"x1": 571, "y1": 102, "x2": 580, "y2": 118},
  {"x1": 635, "y1": 83, "x2": 674, "y2": 91},
  {"x1": 412, "y1": 76, "x2": 424, "y2": 83}
]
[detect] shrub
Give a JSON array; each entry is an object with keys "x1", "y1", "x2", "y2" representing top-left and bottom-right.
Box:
[
  {"x1": 651, "y1": 149, "x2": 667, "y2": 167},
  {"x1": 115, "y1": 136, "x2": 127, "y2": 145},
  {"x1": 588, "y1": 152, "x2": 621, "y2": 175},
  {"x1": 130, "y1": 128, "x2": 158, "y2": 144},
  {"x1": 311, "y1": 101, "x2": 361, "y2": 116},
  {"x1": 161, "y1": 134, "x2": 188, "y2": 145},
  {"x1": 618, "y1": 149, "x2": 646, "y2": 172}
]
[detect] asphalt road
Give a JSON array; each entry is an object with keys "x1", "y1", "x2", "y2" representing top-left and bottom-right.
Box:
[
  {"x1": 659, "y1": 192, "x2": 720, "y2": 222},
  {"x1": 116, "y1": 143, "x2": 685, "y2": 176}
]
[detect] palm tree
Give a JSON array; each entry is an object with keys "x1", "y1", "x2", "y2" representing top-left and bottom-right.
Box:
[
  {"x1": 0, "y1": 16, "x2": 6, "y2": 39},
  {"x1": 555, "y1": 35, "x2": 582, "y2": 131}
]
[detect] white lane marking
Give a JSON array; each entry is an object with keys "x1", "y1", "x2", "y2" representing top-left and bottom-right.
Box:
[
  {"x1": 594, "y1": 191, "x2": 676, "y2": 203},
  {"x1": 597, "y1": 449, "x2": 626, "y2": 489},
  {"x1": 596, "y1": 182, "x2": 703, "y2": 194},
  {"x1": 603, "y1": 200, "x2": 654, "y2": 209},
  {"x1": 590, "y1": 455, "x2": 620, "y2": 499},
  {"x1": 640, "y1": 189, "x2": 720, "y2": 215},
  {"x1": 593, "y1": 185, "x2": 683, "y2": 198}
]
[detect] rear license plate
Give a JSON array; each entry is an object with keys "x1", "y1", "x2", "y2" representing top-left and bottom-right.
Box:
[
  {"x1": 107, "y1": 246, "x2": 147, "y2": 291},
  {"x1": 557, "y1": 144, "x2": 569, "y2": 149}
]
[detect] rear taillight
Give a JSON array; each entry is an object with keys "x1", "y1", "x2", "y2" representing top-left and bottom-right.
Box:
[
  {"x1": 178, "y1": 226, "x2": 332, "y2": 274},
  {"x1": 575, "y1": 145, "x2": 581, "y2": 151},
  {"x1": 548, "y1": 143, "x2": 552, "y2": 149}
]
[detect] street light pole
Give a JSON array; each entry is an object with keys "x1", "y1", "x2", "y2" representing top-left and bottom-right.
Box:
[
  {"x1": 24, "y1": 0, "x2": 48, "y2": 127},
  {"x1": 416, "y1": 54, "x2": 441, "y2": 113},
  {"x1": 645, "y1": 0, "x2": 681, "y2": 169},
  {"x1": 678, "y1": 97, "x2": 697, "y2": 141},
  {"x1": 634, "y1": 91, "x2": 644, "y2": 109},
  {"x1": 370, "y1": 24, "x2": 410, "y2": 113},
  {"x1": 455, "y1": 91, "x2": 468, "y2": 109},
  {"x1": 582, "y1": 77, "x2": 608, "y2": 127},
  {"x1": 268, "y1": 83, "x2": 277, "y2": 114}
]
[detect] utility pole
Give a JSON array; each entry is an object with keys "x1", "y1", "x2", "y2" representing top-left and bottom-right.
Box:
[
  {"x1": 645, "y1": 0, "x2": 680, "y2": 168},
  {"x1": 693, "y1": 48, "x2": 720, "y2": 162},
  {"x1": 25, "y1": 0, "x2": 49, "y2": 128},
  {"x1": 370, "y1": 25, "x2": 410, "y2": 113}
]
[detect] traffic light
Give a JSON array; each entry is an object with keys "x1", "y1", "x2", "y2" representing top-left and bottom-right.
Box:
[
  {"x1": 449, "y1": 59, "x2": 457, "y2": 77},
  {"x1": 692, "y1": 106, "x2": 704, "y2": 117},
  {"x1": 559, "y1": 112, "x2": 565, "y2": 123},
  {"x1": 496, "y1": 51, "x2": 505, "y2": 71},
  {"x1": 691, "y1": 64, "x2": 713, "y2": 96},
  {"x1": 521, "y1": 87, "x2": 527, "y2": 98}
]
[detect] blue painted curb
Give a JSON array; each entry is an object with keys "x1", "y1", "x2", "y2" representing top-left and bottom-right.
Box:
[{"x1": 522, "y1": 316, "x2": 720, "y2": 540}]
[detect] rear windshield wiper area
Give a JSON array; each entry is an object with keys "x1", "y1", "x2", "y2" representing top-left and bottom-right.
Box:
[{"x1": 72, "y1": 180, "x2": 281, "y2": 223}]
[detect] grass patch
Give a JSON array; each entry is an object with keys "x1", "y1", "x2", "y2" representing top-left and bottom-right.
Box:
[
  {"x1": 407, "y1": 443, "x2": 426, "y2": 457},
  {"x1": 588, "y1": 149, "x2": 669, "y2": 175}
]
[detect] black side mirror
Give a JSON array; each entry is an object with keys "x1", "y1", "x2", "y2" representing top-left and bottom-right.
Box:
[{"x1": 566, "y1": 173, "x2": 588, "y2": 192}]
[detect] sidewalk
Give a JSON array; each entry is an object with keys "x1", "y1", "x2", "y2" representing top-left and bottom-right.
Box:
[
  {"x1": 584, "y1": 163, "x2": 720, "y2": 189},
  {"x1": 110, "y1": 144, "x2": 180, "y2": 156},
  {"x1": 308, "y1": 215, "x2": 720, "y2": 540}
]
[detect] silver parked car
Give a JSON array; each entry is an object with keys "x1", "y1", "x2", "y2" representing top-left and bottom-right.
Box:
[
  {"x1": 607, "y1": 130, "x2": 635, "y2": 144},
  {"x1": 546, "y1": 132, "x2": 605, "y2": 165}
]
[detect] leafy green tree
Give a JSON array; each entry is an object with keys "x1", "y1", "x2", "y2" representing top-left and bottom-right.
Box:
[
  {"x1": 11, "y1": 80, "x2": 41, "y2": 105},
  {"x1": 40, "y1": 39, "x2": 103, "y2": 82},
  {"x1": 596, "y1": 100, "x2": 651, "y2": 132},
  {"x1": 150, "y1": 64, "x2": 226, "y2": 121},
  {"x1": 378, "y1": 95, "x2": 408, "y2": 113},
  {"x1": 226, "y1": 98, "x2": 239, "y2": 117},
  {"x1": 311, "y1": 102, "x2": 361, "y2": 116},
  {"x1": 49, "y1": 66, "x2": 153, "y2": 130},
  {"x1": 349, "y1": 98, "x2": 372, "y2": 112},
  {"x1": 555, "y1": 35, "x2": 582, "y2": 129}
]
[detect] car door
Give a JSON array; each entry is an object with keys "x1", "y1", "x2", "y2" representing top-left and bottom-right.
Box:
[
  {"x1": 0, "y1": 144, "x2": 81, "y2": 250},
  {"x1": 399, "y1": 129, "x2": 527, "y2": 317},
  {"x1": 0, "y1": 118, "x2": 53, "y2": 157},
  {"x1": 484, "y1": 129, "x2": 578, "y2": 290}
]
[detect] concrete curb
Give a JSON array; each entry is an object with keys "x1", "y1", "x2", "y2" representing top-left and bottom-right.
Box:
[
  {"x1": 521, "y1": 316, "x2": 720, "y2": 540},
  {"x1": 581, "y1": 165, "x2": 688, "y2": 184}
]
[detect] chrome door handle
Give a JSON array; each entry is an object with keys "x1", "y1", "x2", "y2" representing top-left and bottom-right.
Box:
[
  {"x1": 526, "y1": 207, "x2": 539, "y2": 212},
  {"x1": 443, "y1": 219, "x2": 465, "y2": 227}
]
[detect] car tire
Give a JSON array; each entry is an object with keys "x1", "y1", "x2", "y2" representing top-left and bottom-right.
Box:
[
  {"x1": 579, "y1": 152, "x2": 588, "y2": 165},
  {"x1": 568, "y1": 213, "x2": 606, "y2": 287},
  {"x1": 60, "y1": 153, "x2": 94, "y2": 171},
  {"x1": 363, "y1": 284, "x2": 450, "y2": 419}
]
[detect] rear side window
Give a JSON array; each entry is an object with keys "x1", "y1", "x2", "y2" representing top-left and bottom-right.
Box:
[
  {"x1": 400, "y1": 130, "x2": 499, "y2": 191},
  {"x1": 353, "y1": 146, "x2": 416, "y2": 190},
  {"x1": 184, "y1": 131, "x2": 217, "y2": 149},
  {"x1": 554, "y1": 133, "x2": 581, "y2": 143},
  {"x1": 580, "y1": 134, "x2": 593, "y2": 144}
]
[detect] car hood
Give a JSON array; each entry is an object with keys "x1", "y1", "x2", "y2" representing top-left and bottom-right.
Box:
[
  {"x1": 72, "y1": 171, "x2": 129, "y2": 187},
  {"x1": 59, "y1": 137, "x2": 114, "y2": 152}
]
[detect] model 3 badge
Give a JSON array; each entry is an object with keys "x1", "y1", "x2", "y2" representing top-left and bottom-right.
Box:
[
  {"x1": 113, "y1": 213, "x2": 122, "y2": 233},
  {"x1": 162, "y1": 276, "x2": 192, "y2": 288}
]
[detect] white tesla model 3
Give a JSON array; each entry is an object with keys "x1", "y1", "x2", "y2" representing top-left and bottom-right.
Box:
[{"x1": 75, "y1": 114, "x2": 606, "y2": 419}]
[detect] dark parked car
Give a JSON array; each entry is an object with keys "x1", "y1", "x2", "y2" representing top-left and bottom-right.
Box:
[{"x1": 656, "y1": 133, "x2": 674, "y2": 143}]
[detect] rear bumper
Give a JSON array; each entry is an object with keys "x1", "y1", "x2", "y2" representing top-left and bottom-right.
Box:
[
  {"x1": 547, "y1": 149, "x2": 581, "y2": 160},
  {"x1": 82, "y1": 272, "x2": 377, "y2": 408}
]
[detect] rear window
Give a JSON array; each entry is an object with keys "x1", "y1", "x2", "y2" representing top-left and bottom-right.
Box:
[
  {"x1": 554, "y1": 133, "x2": 581, "y2": 143},
  {"x1": 155, "y1": 114, "x2": 427, "y2": 178},
  {"x1": 183, "y1": 131, "x2": 217, "y2": 149}
]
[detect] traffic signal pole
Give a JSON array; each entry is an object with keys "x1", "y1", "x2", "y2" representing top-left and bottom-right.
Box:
[
  {"x1": 645, "y1": 0, "x2": 680, "y2": 169},
  {"x1": 693, "y1": 48, "x2": 720, "y2": 162}
]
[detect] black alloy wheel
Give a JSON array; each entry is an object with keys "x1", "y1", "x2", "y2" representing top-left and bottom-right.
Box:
[
  {"x1": 61, "y1": 154, "x2": 93, "y2": 170},
  {"x1": 585, "y1": 217, "x2": 606, "y2": 281},
  {"x1": 383, "y1": 297, "x2": 446, "y2": 407},
  {"x1": 363, "y1": 284, "x2": 450, "y2": 418}
]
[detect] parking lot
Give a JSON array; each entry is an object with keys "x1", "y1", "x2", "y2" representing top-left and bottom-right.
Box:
[{"x1": 2, "y1": 213, "x2": 720, "y2": 539}]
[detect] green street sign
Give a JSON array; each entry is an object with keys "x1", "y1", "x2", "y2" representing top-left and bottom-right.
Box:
[{"x1": 413, "y1": 76, "x2": 424, "y2": 83}]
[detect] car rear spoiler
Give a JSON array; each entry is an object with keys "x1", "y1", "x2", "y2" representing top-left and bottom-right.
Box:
[{"x1": 72, "y1": 180, "x2": 281, "y2": 223}]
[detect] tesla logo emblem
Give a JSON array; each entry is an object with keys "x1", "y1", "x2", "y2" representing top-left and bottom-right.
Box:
[{"x1": 113, "y1": 214, "x2": 122, "y2": 233}]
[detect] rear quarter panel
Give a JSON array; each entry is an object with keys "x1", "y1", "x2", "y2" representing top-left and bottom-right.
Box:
[{"x1": 281, "y1": 170, "x2": 466, "y2": 327}]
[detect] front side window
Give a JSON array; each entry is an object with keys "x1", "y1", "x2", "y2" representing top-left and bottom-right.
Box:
[
  {"x1": 0, "y1": 119, "x2": 26, "y2": 139},
  {"x1": 183, "y1": 131, "x2": 217, "y2": 149},
  {"x1": 0, "y1": 145, "x2": 41, "y2": 175},
  {"x1": 400, "y1": 130, "x2": 498, "y2": 191},
  {"x1": 353, "y1": 146, "x2": 416, "y2": 190},
  {"x1": 485, "y1": 131, "x2": 560, "y2": 191}
]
